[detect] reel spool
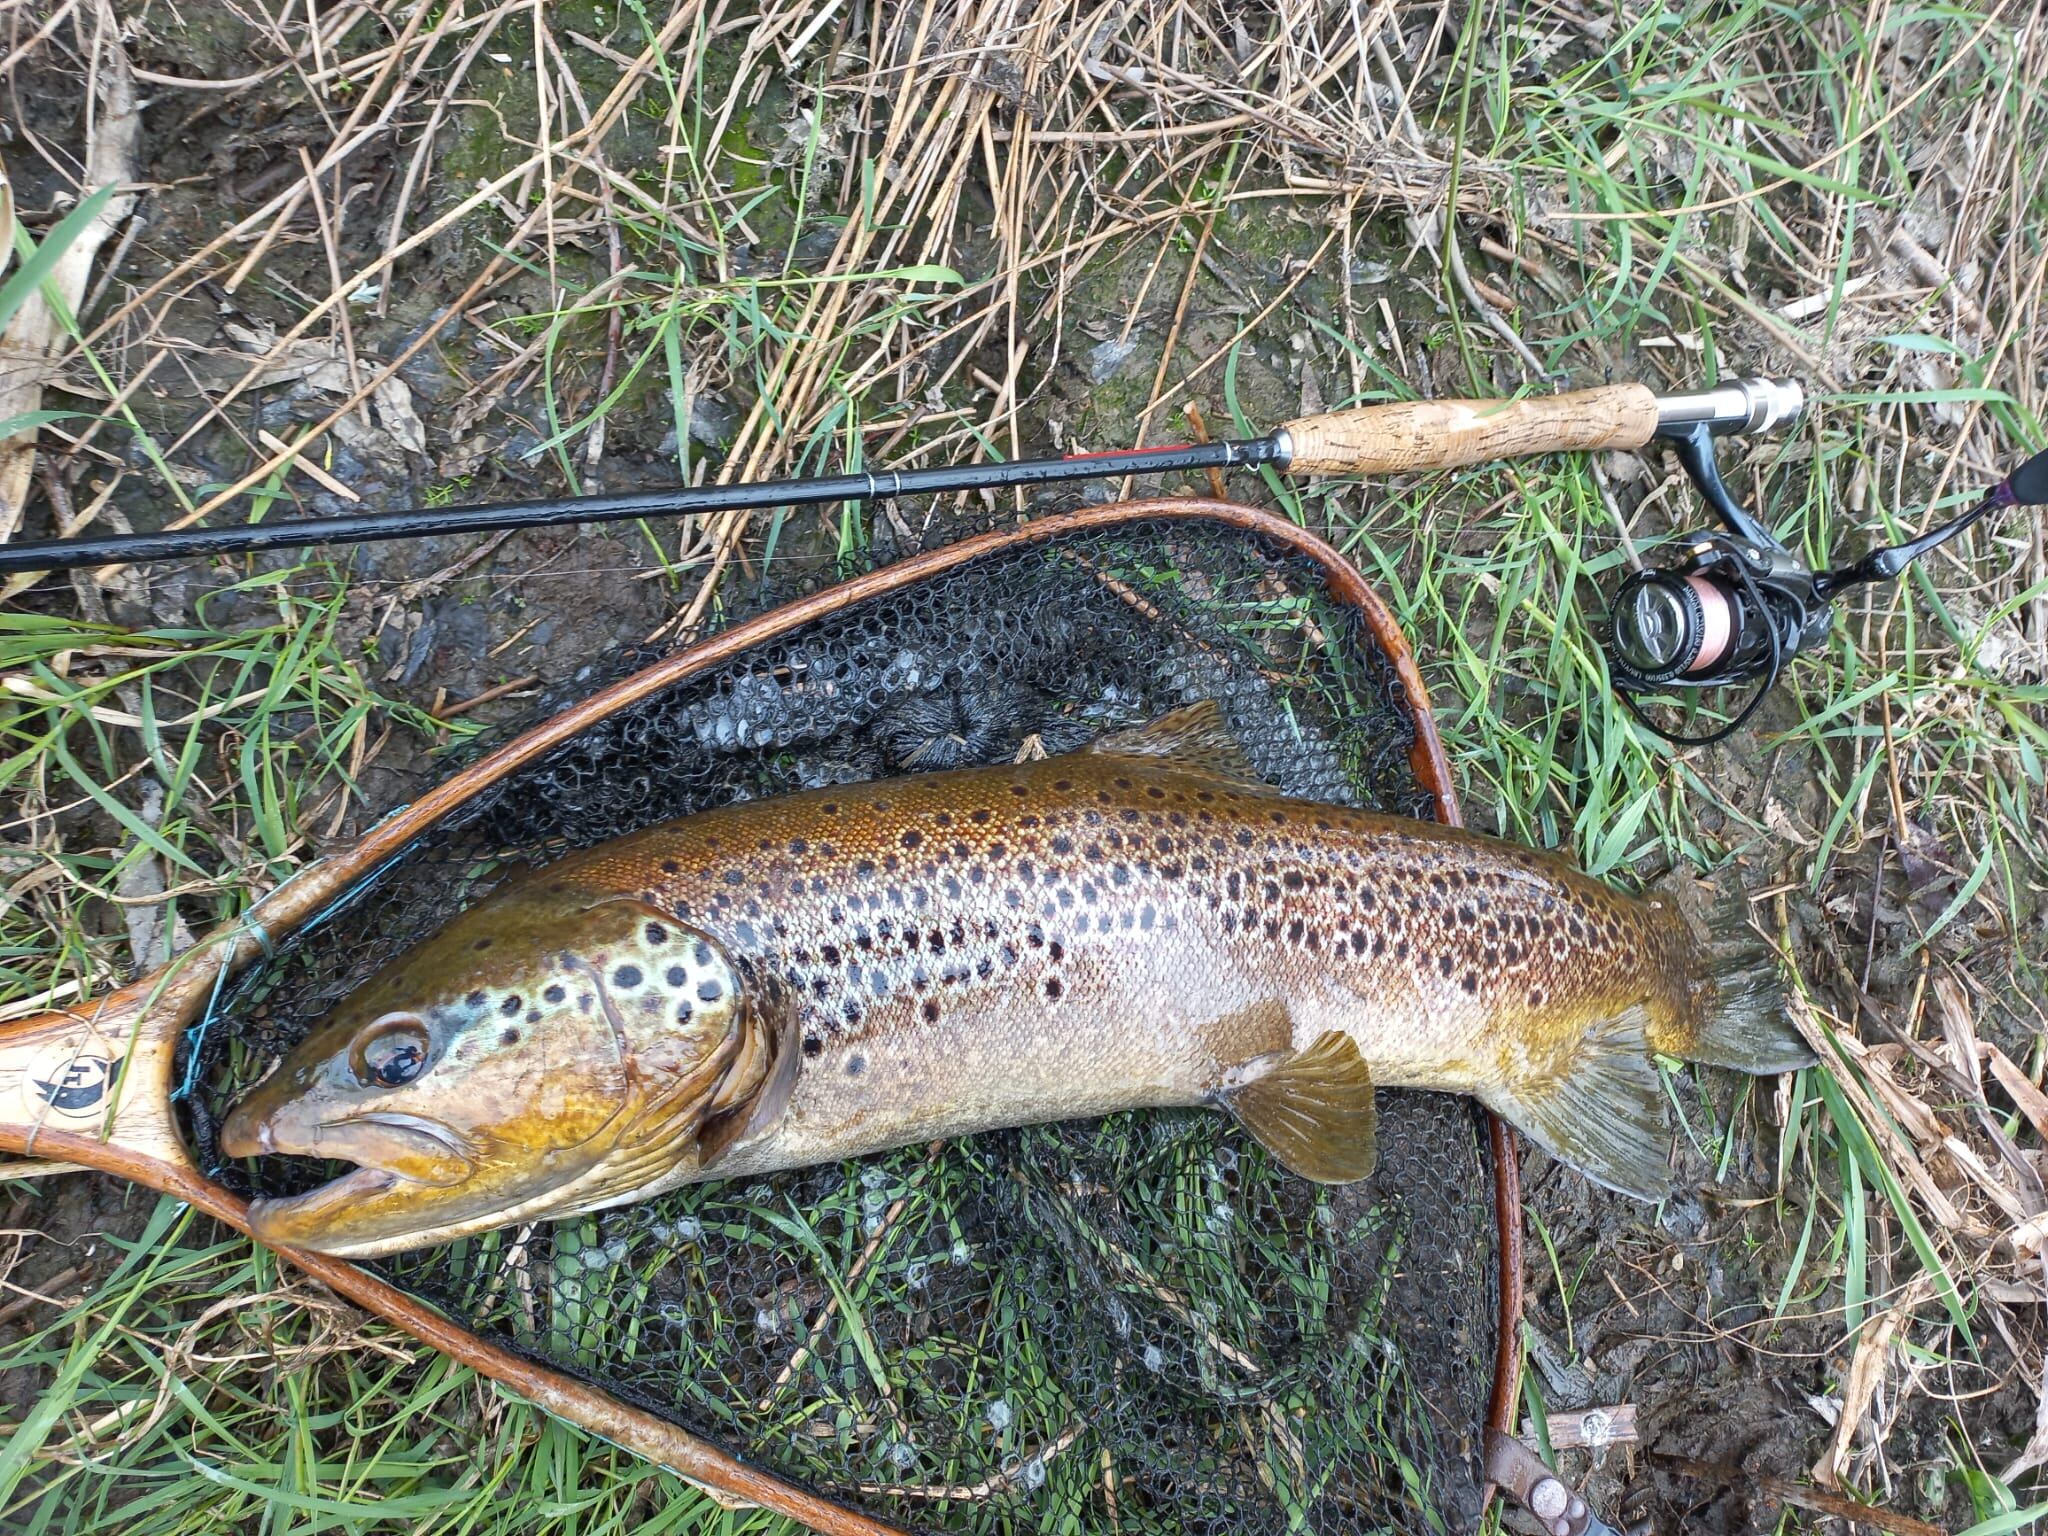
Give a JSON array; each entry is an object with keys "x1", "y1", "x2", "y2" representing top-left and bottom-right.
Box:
[{"x1": 1606, "y1": 391, "x2": 2048, "y2": 745}]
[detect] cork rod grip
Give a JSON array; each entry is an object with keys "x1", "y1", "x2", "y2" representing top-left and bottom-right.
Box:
[{"x1": 1281, "y1": 384, "x2": 1660, "y2": 476}]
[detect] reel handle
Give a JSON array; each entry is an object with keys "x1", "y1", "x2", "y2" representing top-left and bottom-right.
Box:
[{"x1": 1279, "y1": 384, "x2": 1660, "y2": 475}]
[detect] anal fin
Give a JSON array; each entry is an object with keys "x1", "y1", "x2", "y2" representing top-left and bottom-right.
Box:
[
  {"x1": 1491, "y1": 1001, "x2": 1674, "y2": 1201},
  {"x1": 1221, "y1": 1029, "x2": 1378, "y2": 1184}
]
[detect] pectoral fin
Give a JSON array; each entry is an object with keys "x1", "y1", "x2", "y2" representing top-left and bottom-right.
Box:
[
  {"x1": 1220, "y1": 1030, "x2": 1378, "y2": 1183},
  {"x1": 697, "y1": 966, "x2": 801, "y2": 1168}
]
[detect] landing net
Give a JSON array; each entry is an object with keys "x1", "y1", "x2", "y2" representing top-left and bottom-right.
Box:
[{"x1": 183, "y1": 510, "x2": 1500, "y2": 1535}]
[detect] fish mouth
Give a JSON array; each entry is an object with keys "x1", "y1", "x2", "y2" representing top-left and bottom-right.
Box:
[
  {"x1": 226, "y1": 1110, "x2": 478, "y2": 1253},
  {"x1": 244, "y1": 1164, "x2": 406, "y2": 1248}
]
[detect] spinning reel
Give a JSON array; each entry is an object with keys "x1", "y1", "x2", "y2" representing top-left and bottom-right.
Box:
[{"x1": 1606, "y1": 378, "x2": 2048, "y2": 744}]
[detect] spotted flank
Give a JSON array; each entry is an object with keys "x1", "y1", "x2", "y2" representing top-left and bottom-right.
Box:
[{"x1": 224, "y1": 701, "x2": 1810, "y2": 1258}]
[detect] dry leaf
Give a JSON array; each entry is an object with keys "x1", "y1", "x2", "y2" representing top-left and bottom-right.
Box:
[
  {"x1": 1814, "y1": 1274, "x2": 1937, "y2": 1487},
  {"x1": 373, "y1": 375, "x2": 428, "y2": 456}
]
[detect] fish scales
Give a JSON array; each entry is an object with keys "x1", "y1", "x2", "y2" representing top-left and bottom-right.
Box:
[
  {"x1": 221, "y1": 703, "x2": 1813, "y2": 1257},
  {"x1": 564, "y1": 758, "x2": 1676, "y2": 1176}
]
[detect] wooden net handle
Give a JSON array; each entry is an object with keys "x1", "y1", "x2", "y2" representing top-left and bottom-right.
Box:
[{"x1": 1281, "y1": 384, "x2": 1660, "y2": 475}]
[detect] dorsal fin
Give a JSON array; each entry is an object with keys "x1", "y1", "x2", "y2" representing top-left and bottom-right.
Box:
[{"x1": 1086, "y1": 701, "x2": 1282, "y2": 795}]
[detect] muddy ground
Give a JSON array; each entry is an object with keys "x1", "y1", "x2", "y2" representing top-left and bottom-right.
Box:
[{"x1": 3, "y1": 4, "x2": 2044, "y2": 1534}]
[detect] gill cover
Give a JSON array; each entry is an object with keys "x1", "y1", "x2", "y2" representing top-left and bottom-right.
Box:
[{"x1": 221, "y1": 891, "x2": 796, "y2": 1258}]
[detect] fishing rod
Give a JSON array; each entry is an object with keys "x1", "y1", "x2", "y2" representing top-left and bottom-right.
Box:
[
  {"x1": 12, "y1": 373, "x2": 2041, "y2": 748},
  {"x1": 0, "y1": 379, "x2": 1800, "y2": 574}
]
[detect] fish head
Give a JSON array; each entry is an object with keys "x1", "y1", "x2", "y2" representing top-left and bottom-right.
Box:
[{"x1": 220, "y1": 891, "x2": 781, "y2": 1256}]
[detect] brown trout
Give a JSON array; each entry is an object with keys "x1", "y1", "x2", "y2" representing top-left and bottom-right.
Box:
[{"x1": 222, "y1": 703, "x2": 1809, "y2": 1258}]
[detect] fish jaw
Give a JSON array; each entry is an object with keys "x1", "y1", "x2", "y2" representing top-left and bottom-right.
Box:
[
  {"x1": 226, "y1": 1101, "x2": 487, "y2": 1252},
  {"x1": 244, "y1": 1165, "x2": 404, "y2": 1248}
]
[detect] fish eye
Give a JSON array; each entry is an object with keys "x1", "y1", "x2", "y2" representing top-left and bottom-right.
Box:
[{"x1": 353, "y1": 1015, "x2": 431, "y2": 1089}]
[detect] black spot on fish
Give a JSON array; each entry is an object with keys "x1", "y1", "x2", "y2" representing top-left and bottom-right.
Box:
[
  {"x1": 500, "y1": 995, "x2": 522, "y2": 1015},
  {"x1": 846, "y1": 1053, "x2": 866, "y2": 1076},
  {"x1": 526, "y1": 1008, "x2": 542, "y2": 1023},
  {"x1": 467, "y1": 990, "x2": 487, "y2": 1008},
  {"x1": 697, "y1": 978, "x2": 723, "y2": 1002},
  {"x1": 502, "y1": 1028, "x2": 521, "y2": 1045},
  {"x1": 803, "y1": 1034, "x2": 823, "y2": 1057},
  {"x1": 660, "y1": 860, "x2": 680, "y2": 875},
  {"x1": 1044, "y1": 977, "x2": 1063, "y2": 1000},
  {"x1": 474, "y1": 939, "x2": 493, "y2": 952},
  {"x1": 616, "y1": 965, "x2": 644, "y2": 988},
  {"x1": 901, "y1": 829, "x2": 923, "y2": 850},
  {"x1": 645, "y1": 923, "x2": 668, "y2": 945},
  {"x1": 922, "y1": 999, "x2": 940, "y2": 1022},
  {"x1": 694, "y1": 940, "x2": 714, "y2": 965},
  {"x1": 675, "y1": 1001, "x2": 694, "y2": 1022}
]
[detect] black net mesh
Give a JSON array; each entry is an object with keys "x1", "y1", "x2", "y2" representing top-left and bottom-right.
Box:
[{"x1": 178, "y1": 512, "x2": 1500, "y2": 1535}]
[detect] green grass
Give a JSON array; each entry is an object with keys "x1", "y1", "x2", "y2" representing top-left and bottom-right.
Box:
[{"x1": 3, "y1": 0, "x2": 2045, "y2": 1532}]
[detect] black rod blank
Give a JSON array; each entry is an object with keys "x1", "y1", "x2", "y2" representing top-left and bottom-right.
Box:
[{"x1": 0, "y1": 438, "x2": 1282, "y2": 575}]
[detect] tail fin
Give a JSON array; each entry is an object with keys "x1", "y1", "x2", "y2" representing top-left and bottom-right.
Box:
[
  {"x1": 1491, "y1": 879, "x2": 1814, "y2": 1203},
  {"x1": 1656, "y1": 874, "x2": 1815, "y2": 1074}
]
